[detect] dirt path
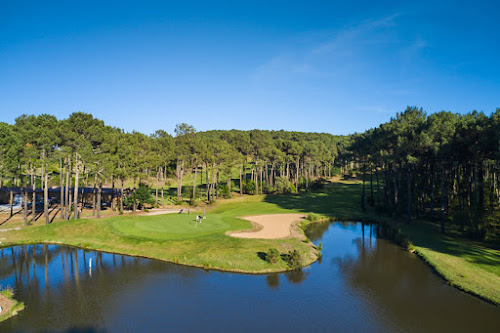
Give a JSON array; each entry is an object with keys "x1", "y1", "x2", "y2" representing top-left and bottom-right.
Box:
[
  {"x1": 136, "y1": 209, "x2": 184, "y2": 216},
  {"x1": 228, "y1": 214, "x2": 307, "y2": 239}
]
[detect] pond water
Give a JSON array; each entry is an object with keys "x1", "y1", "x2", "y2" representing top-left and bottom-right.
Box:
[{"x1": 0, "y1": 222, "x2": 499, "y2": 332}]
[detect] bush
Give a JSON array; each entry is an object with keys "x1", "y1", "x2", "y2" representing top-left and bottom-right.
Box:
[
  {"x1": 123, "y1": 183, "x2": 155, "y2": 210},
  {"x1": 267, "y1": 248, "x2": 280, "y2": 264},
  {"x1": 306, "y1": 213, "x2": 322, "y2": 222},
  {"x1": 275, "y1": 176, "x2": 294, "y2": 194},
  {"x1": 243, "y1": 179, "x2": 256, "y2": 194},
  {"x1": 220, "y1": 184, "x2": 231, "y2": 198},
  {"x1": 331, "y1": 166, "x2": 342, "y2": 177},
  {"x1": 297, "y1": 177, "x2": 306, "y2": 190},
  {"x1": 281, "y1": 250, "x2": 302, "y2": 270},
  {"x1": 182, "y1": 185, "x2": 193, "y2": 196},
  {"x1": 262, "y1": 183, "x2": 273, "y2": 194},
  {"x1": 311, "y1": 178, "x2": 326, "y2": 189},
  {"x1": 0, "y1": 286, "x2": 14, "y2": 298}
]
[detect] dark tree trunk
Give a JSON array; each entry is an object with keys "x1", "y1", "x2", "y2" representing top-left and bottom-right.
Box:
[
  {"x1": 430, "y1": 166, "x2": 435, "y2": 221},
  {"x1": 121, "y1": 178, "x2": 124, "y2": 211},
  {"x1": 60, "y1": 158, "x2": 64, "y2": 219},
  {"x1": 192, "y1": 165, "x2": 197, "y2": 205},
  {"x1": 92, "y1": 178, "x2": 96, "y2": 217},
  {"x1": 161, "y1": 167, "x2": 165, "y2": 206},
  {"x1": 441, "y1": 161, "x2": 445, "y2": 233},
  {"x1": 9, "y1": 179, "x2": 14, "y2": 217},
  {"x1": 376, "y1": 166, "x2": 380, "y2": 207},
  {"x1": 73, "y1": 156, "x2": 80, "y2": 220},
  {"x1": 32, "y1": 166, "x2": 37, "y2": 222},
  {"x1": 361, "y1": 162, "x2": 366, "y2": 211},
  {"x1": 370, "y1": 164, "x2": 374, "y2": 206},
  {"x1": 97, "y1": 182, "x2": 102, "y2": 218},
  {"x1": 156, "y1": 168, "x2": 159, "y2": 206},
  {"x1": 407, "y1": 167, "x2": 411, "y2": 224},
  {"x1": 44, "y1": 170, "x2": 49, "y2": 225},
  {"x1": 216, "y1": 170, "x2": 220, "y2": 199},
  {"x1": 133, "y1": 177, "x2": 137, "y2": 212},
  {"x1": 239, "y1": 166, "x2": 243, "y2": 195},
  {"x1": 23, "y1": 174, "x2": 28, "y2": 225}
]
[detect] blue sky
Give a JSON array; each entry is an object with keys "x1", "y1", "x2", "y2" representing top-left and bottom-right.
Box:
[{"x1": 1, "y1": 0, "x2": 499, "y2": 135}]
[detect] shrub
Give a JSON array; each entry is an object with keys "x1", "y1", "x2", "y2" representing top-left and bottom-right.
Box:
[
  {"x1": 331, "y1": 166, "x2": 342, "y2": 176},
  {"x1": 262, "y1": 183, "x2": 273, "y2": 194},
  {"x1": 243, "y1": 179, "x2": 256, "y2": 194},
  {"x1": 306, "y1": 213, "x2": 322, "y2": 222},
  {"x1": 297, "y1": 177, "x2": 306, "y2": 189},
  {"x1": 281, "y1": 250, "x2": 302, "y2": 270},
  {"x1": 118, "y1": 210, "x2": 124, "y2": 215},
  {"x1": 275, "y1": 176, "x2": 294, "y2": 194},
  {"x1": 311, "y1": 178, "x2": 326, "y2": 189},
  {"x1": 267, "y1": 248, "x2": 280, "y2": 264},
  {"x1": 124, "y1": 183, "x2": 155, "y2": 209},
  {"x1": 220, "y1": 184, "x2": 231, "y2": 198},
  {"x1": 0, "y1": 286, "x2": 14, "y2": 298}
]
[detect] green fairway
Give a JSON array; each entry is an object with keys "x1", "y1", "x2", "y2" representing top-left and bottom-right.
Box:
[
  {"x1": 1, "y1": 179, "x2": 499, "y2": 305},
  {"x1": 111, "y1": 213, "x2": 237, "y2": 241},
  {"x1": 1, "y1": 195, "x2": 319, "y2": 274}
]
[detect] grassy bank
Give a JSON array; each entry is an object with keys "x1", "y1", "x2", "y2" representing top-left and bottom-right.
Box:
[
  {"x1": 1, "y1": 179, "x2": 499, "y2": 305},
  {"x1": 0, "y1": 288, "x2": 24, "y2": 323},
  {"x1": 397, "y1": 221, "x2": 500, "y2": 305},
  {"x1": 0, "y1": 195, "x2": 318, "y2": 274}
]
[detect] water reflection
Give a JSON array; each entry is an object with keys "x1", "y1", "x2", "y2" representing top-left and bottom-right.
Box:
[
  {"x1": 306, "y1": 221, "x2": 500, "y2": 333},
  {"x1": 0, "y1": 245, "x2": 199, "y2": 332},
  {"x1": 266, "y1": 273, "x2": 279, "y2": 289},
  {"x1": 0, "y1": 222, "x2": 498, "y2": 332}
]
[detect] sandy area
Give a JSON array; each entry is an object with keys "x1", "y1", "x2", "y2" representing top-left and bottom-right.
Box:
[
  {"x1": 0, "y1": 294, "x2": 13, "y2": 316},
  {"x1": 228, "y1": 214, "x2": 306, "y2": 239},
  {"x1": 137, "y1": 209, "x2": 185, "y2": 216}
]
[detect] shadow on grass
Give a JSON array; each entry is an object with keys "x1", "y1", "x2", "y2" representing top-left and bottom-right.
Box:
[
  {"x1": 407, "y1": 224, "x2": 500, "y2": 270},
  {"x1": 257, "y1": 251, "x2": 268, "y2": 261},
  {"x1": 263, "y1": 181, "x2": 364, "y2": 219},
  {"x1": 265, "y1": 180, "x2": 500, "y2": 271}
]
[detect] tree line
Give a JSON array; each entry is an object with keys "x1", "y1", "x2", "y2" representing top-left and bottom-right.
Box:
[
  {"x1": 0, "y1": 112, "x2": 346, "y2": 225},
  {"x1": 348, "y1": 107, "x2": 499, "y2": 240}
]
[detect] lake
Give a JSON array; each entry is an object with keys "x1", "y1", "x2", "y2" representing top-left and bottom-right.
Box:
[{"x1": 1, "y1": 221, "x2": 499, "y2": 332}]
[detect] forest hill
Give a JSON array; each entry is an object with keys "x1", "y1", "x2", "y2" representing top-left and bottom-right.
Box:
[
  {"x1": 0, "y1": 107, "x2": 499, "y2": 241},
  {"x1": 350, "y1": 107, "x2": 499, "y2": 242}
]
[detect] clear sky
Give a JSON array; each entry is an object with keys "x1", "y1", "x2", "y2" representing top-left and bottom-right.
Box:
[{"x1": 1, "y1": 0, "x2": 499, "y2": 135}]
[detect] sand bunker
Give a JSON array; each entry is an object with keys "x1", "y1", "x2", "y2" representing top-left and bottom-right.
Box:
[{"x1": 229, "y1": 214, "x2": 306, "y2": 239}]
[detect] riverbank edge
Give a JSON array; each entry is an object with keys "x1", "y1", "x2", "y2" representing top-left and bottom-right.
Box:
[
  {"x1": 0, "y1": 219, "x2": 320, "y2": 275},
  {"x1": 337, "y1": 215, "x2": 500, "y2": 307},
  {"x1": 0, "y1": 292, "x2": 24, "y2": 323}
]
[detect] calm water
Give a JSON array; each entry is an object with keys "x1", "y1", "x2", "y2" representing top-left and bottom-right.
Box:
[{"x1": 1, "y1": 222, "x2": 499, "y2": 332}]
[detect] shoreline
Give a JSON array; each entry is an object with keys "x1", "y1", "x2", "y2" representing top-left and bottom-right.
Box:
[
  {"x1": 0, "y1": 213, "x2": 320, "y2": 275},
  {"x1": 0, "y1": 292, "x2": 24, "y2": 323}
]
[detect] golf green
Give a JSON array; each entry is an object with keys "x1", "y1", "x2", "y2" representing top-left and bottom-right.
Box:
[{"x1": 111, "y1": 213, "x2": 238, "y2": 241}]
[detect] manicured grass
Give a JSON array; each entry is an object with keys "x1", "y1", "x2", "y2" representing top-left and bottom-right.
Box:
[
  {"x1": 111, "y1": 213, "x2": 238, "y2": 241},
  {"x1": 219, "y1": 179, "x2": 500, "y2": 305},
  {"x1": 398, "y1": 221, "x2": 500, "y2": 305},
  {"x1": 1, "y1": 196, "x2": 318, "y2": 274},
  {"x1": 1, "y1": 178, "x2": 499, "y2": 305}
]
